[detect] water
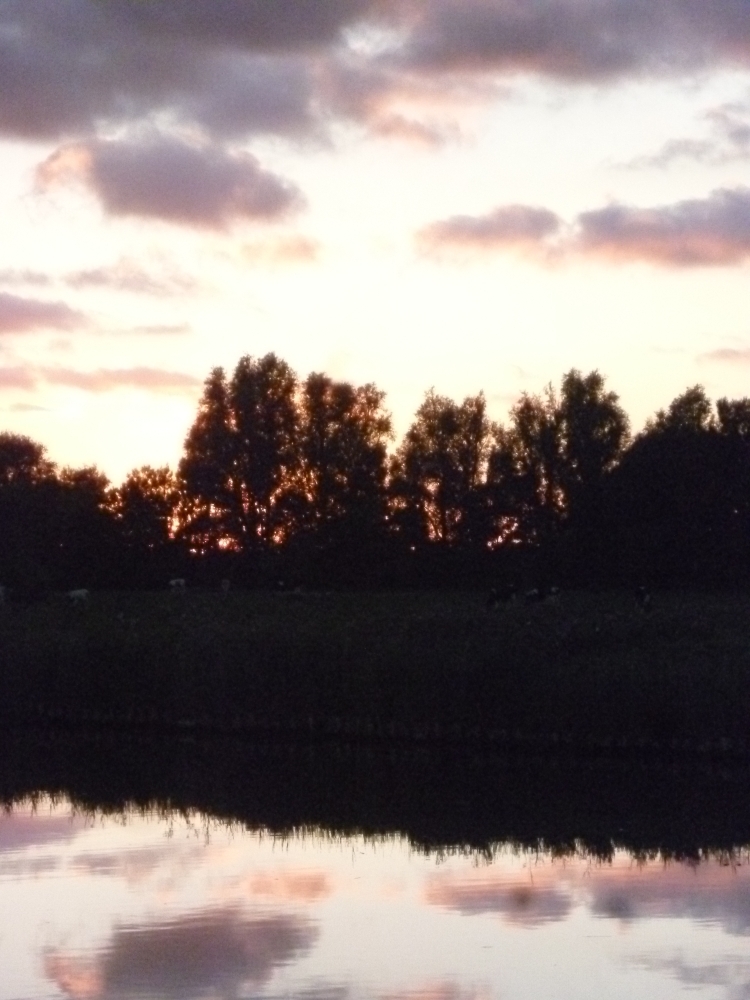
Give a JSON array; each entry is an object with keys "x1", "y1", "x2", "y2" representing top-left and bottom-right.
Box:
[{"x1": 3, "y1": 797, "x2": 750, "y2": 1000}]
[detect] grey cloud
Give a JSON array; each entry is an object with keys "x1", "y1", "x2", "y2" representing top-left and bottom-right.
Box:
[
  {"x1": 418, "y1": 204, "x2": 561, "y2": 254},
  {"x1": 576, "y1": 187, "x2": 750, "y2": 265},
  {"x1": 37, "y1": 135, "x2": 304, "y2": 228},
  {"x1": 389, "y1": 0, "x2": 750, "y2": 81},
  {"x1": 0, "y1": 293, "x2": 85, "y2": 334},
  {"x1": 0, "y1": 1, "x2": 378, "y2": 142},
  {"x1": 4, "y1": 2, "x2": 750, "y2": 152},
  {"x1": 45, "y1": 907, "x2": 317, "y2": 1000},
  {"x1": 418, "y1": 186, "x2": 750, "y2": 267}
]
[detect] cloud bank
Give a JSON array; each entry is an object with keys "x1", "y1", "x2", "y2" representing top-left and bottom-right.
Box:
[{"x1": 419, "y1": 186, "x2": 750, "y2": 266}]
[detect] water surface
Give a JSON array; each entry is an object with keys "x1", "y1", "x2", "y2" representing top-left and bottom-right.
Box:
[{"x1": 3, "y1": 798, "x2": 750, "y2": 1000}]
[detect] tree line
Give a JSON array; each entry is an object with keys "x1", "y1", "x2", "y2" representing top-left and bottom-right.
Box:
[{"x1": 1, "y1": 354, "x2": 748, "y2": 592}]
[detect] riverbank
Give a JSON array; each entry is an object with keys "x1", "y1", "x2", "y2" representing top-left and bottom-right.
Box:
[{"x1": 1, "y1": 589, "x2": 748, "y2": 753}]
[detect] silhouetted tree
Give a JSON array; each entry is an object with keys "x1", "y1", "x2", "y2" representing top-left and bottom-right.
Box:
[
  {"x1": 178, "y1": 367, "x2": 235, "y2": 552},
  {"x1": 229, "y1": 353, "x2": 300, "y2": 548},
  {"x1": 717, "y1": 397, "x2": 750, "y2": 438},
  {"x1": 487, "y1": 385, "x2": 562, "y2": 545},
  {"x1": 390, "y1": 391, "x2": 491, "y2": 547},
  {"x1": 298, "y1": 373, "x2": 392, "y2": 548},
  {"x1": 599, "y1": 385, "x2": 748, "y2": 584},
  {"x1": 179, "y1": 354, "x2": 301, "y2": 553},
  {"x1": 0, "y1": 432, "x2": 55, "y2": 485},
  {"x1": 112, "y1": 466, "x2": 180, "y2": 550}
]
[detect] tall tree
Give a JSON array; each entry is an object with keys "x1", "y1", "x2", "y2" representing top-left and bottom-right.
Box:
[
  {"x1": 179, "y1": 354, "x2": 301, "y2": 552},
  {"x1": 391, "y1": 390, "x2": 491, "y2": 547},
  {"x1": 112, "y1": 465, "x2": 180, "y2": 550},
  {"x1": 298, "y1": 373, "x2": 392, "y2": 545},
  {"x1": 178, "y1": 367, "x2": 235, "y2": 551},
  {"x1": 229, "y1": 353, "x2": 300, "y2": 548},
  {"x1": 487, "y1": 385, "x2": 562, "y2": 545}
]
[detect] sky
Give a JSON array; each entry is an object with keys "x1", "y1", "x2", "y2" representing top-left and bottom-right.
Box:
[{"x1": 1, "y1": 0, "x2": 749, "y2": 484}]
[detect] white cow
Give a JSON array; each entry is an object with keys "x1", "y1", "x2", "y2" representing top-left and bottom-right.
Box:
[
  {"x1": 169, "y1": 578, "x2": 186, "y2": 592},
  {"x1": 68, "y1": 588, "x2": 90, "y2": 605}
]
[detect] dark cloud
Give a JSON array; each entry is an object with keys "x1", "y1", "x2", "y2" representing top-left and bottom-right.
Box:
[
  {"x1": 3, "y1": 1, "x2": 750, "y2": 154},
  {"x1": 44, "y1": 907, "x2": 317, "y2": 1000},
  {"x1": 425, "y1": 874, "x2": 572, "y2": 925},
  {"x1": 0, "y1": 1, "x2": 381, "y2": 142},
  {"x1": 389, "y1": 0, "x2": 750, "y2": 81},
  {"x1": 37, "y1": 135, "x2": 304, "y2": 229},
  {"x1": 575, "y1": 187, "x2": 750, "y2": 265},
  {"x1": 418, "y1": 204, "x2": 561, "y2": 255},
  {"x1": 0, "y1": 293, "x2": 85, "y2": 334}
]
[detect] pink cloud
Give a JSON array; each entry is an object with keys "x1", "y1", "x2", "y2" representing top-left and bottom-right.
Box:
[
  {"x1": 0, "y1": 364, "x2": 200, "y2": 395},
  {"x1": 0, "y1": 293, "x2": 85, "y2": 334},
  {"x1": 418, "y1": 204, "x2": 561, "y2": 256},
  {"x1": 575, "y1": 187, "x2": 750, "y2": 265},
  {"x1": 37, "y1": 135, "x2": 304, "y2": 229}
]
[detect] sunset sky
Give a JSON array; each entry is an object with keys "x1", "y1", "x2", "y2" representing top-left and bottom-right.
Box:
[{"x1": 1, "y1": 0, "x2": 749, "y2": 483}]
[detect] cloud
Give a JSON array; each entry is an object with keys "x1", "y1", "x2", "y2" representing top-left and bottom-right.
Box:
[
  {"x1": 0, "y1": 269, "x2": 52, "y2": 287},
  {"x1": 698, "y1": 347, "x2": 750, "y2": 365},
  {"x1": 419, "y1": 187, "x2": 750, "y2": 267},
  {"x1": 241, "y1": 235, "x2": 321, "y2": 264},
  {"x1": 37, "y1": 135, "x2": 304, "y2": 229},
  {"x1": 40, "y1": 366, "x2": 201, "y2": 394},
  {"x1": 388, "y1": 0, "x2": 750, "y2": 81},
  {"x1": 128, "y1": 324, "x2": 191, "y2": 336},
  {"x1": 44, "y1": 907, "x2": 317, "y2": 1000},
  {"x1": 0, "y1": 293, "x2": 86, "y2": 334},
  {"x1": 0, "y1": 1, "x2": 379, "y2": 143},
  {"x1": 425, "y1": 873, "x2": 572, "y2": 926},
  {"x1": 4, "y1": 2, "x2": 750, "y2": 157},
  {"x1": 575, "y1": 187, "x2": 750, "y2": 265},
  {"x1": 627, "y1": 101, "x2": 750, "y2": 168},
  {"x1": 65, "y1": 259, "x2": 199, "y2": 296},
  {"x1": 0, "y1": 365, "x2": 200, "y2": 395},
  {"x1": 418, "y1": 204, "x2": 561, "y2": 256}
]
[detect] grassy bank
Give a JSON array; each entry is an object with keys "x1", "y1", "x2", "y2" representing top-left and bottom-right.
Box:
[{"x1": 1, "y1": 589, "x2": 749, "y2": 752}]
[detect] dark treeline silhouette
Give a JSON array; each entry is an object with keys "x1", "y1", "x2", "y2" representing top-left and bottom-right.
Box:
[{"x1": 1, "y1": 356, "x2": 748, "y2": 591}]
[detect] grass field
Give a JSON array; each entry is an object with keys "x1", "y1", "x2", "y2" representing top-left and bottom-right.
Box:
[{"x1": 1, "y1": 588, "x2": 749, "y2": 752}]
